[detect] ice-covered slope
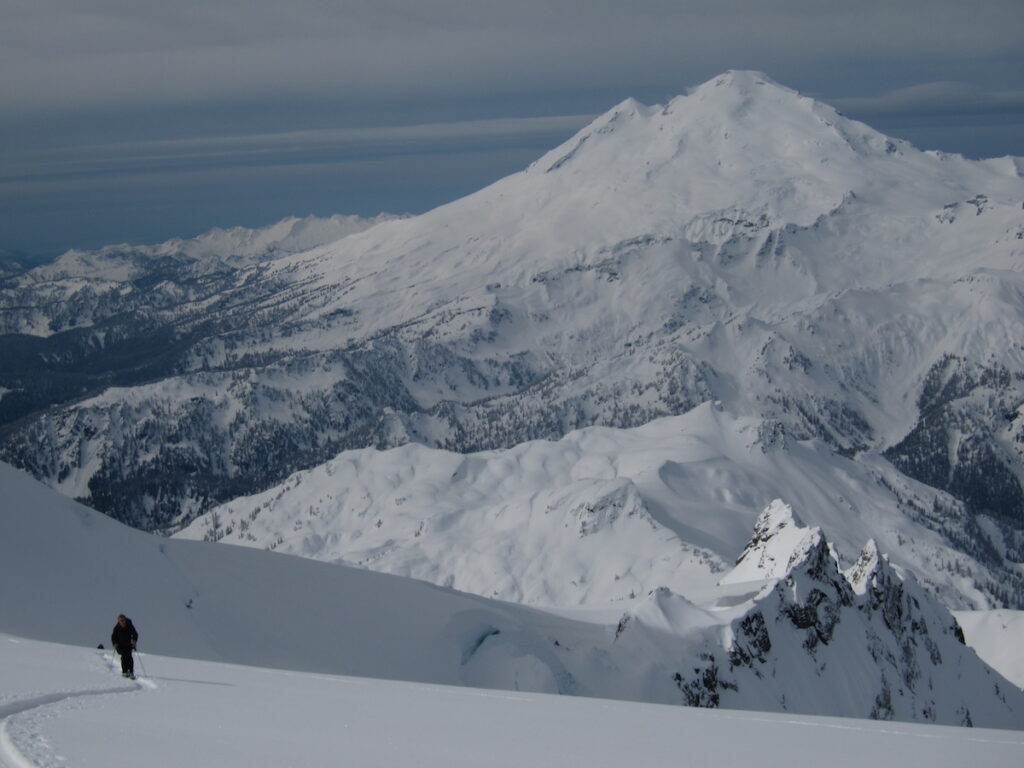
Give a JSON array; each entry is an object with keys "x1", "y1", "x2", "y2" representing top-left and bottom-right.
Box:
[
  {"x1": 3, "y1": 461, "x2": 1021, "y2": 729},
  {"x1": 178, "y1": 405, "x2": 1010, "y2": 610},
  {"x1": 3, "y1": 71, "x2": 1023, "y2": 603}
]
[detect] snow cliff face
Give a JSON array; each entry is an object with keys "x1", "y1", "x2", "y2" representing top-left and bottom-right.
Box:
[{"x1": 2, "y1": 71, "x2": 1023, "y2": 604}]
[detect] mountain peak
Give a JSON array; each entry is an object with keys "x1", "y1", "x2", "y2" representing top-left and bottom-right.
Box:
[
  {"x1": 674, "y1": 70, "x2": 818, "y2": 125},
  {"x1": 689, "y1": 69, "x2": 791, "y2": 97},
  {"x1": 719, "y1": 500, "x2": 827, "y2": 585},
  {"x1": 521, "y1": 70, "x2": 901, "y2": 231},
  {"x1": 845, "y1": 539, "x2": 885, "y2": 596}
]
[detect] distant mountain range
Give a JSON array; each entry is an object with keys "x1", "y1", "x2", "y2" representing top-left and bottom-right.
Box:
[{"x1": 1, "y1": 71, "x2": 1022, "y2": 615}]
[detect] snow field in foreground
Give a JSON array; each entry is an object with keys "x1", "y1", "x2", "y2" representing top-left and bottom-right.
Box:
[{"x1": 2, "y1": 634, "x2": 1023, "y2": 768}]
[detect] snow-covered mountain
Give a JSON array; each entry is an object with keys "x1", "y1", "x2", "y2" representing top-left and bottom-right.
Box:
[
  {"x1": 2, "y1": 461, "x2": 1021, "y2": 728},
  {"x1": 1, "y1": 71, "x2": 1022, "y2": 607}
]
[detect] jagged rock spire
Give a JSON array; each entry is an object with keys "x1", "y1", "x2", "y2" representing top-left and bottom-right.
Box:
[{"x1": 721, "y1": 500, "x2": 823, "y2": 584}]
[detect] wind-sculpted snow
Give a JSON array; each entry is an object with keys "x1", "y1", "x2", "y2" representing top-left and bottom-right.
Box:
[
  {"x1": 2, "y1": 71, "x2": 1024, "y2": 609},
  {"x1": 4, "y1": 461, "x2": 1020, "y2": 729}
]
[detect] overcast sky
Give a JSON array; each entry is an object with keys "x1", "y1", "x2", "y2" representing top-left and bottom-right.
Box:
[{"x1": 2, "y1": 0, "x2": 1023, "y2": 255}]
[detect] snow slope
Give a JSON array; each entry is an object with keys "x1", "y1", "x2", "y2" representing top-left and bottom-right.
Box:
[
  {"x1": 0, "y1": 461, "x2": 560, "y2": 684},
  {"x1": 3, "y1": 461, "x2": 1021, "y2": 729},
  {"x1": 3, "y1": 636, "x2": 1022, "y2": 768},
  {"x1": 179, "y1": 405, "x2": 1006, "y2": 611},
  {"x1": 953, "y1": 609, "x2": 1024, "y2": 689}
]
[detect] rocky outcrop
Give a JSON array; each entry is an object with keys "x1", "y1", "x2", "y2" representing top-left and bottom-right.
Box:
[{"x1": 600, "y1": 501, "x2": 1023, "y2": 727}]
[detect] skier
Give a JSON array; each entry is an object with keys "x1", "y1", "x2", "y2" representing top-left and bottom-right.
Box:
[{"x1": 111, "y1": 614, "x2": 139, "y2": 679}]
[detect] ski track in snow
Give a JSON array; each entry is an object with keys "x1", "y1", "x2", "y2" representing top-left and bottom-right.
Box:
[
  {"x1": 0, "y1": 655, "x2": 149, "y2": 768},
  {"x1": 1, "y1": 636, "x2": 1022, "y2": 767}
]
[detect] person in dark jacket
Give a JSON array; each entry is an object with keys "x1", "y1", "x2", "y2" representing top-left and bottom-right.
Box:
[{"x1": 111, "y1": 614, "x2": 139, "y2": 679}]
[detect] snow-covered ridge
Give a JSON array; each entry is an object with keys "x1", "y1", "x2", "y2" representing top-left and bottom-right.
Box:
[
  {"x1": 0, "y1": 212, "x2": 401, "y2": 336},
  {"x1": 35, "y1": 212, "x2": 402, "y2": 280},
  {"x1": 177, "y1": 405, "x2": 1010, "y2": 612}
]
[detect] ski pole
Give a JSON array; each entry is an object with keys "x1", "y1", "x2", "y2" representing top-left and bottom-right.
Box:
[{"x1": 135, "y1": 647, "x2": 148, "y2": 678}]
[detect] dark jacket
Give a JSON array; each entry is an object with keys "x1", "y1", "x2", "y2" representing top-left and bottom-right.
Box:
[{"x1": 111, "y1": 618, "x2": 138, "y2": 653}]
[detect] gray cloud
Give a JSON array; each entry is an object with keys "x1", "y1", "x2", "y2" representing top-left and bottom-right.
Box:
[
  {"x1": 4, "y1": 1, "x2": 1022, "y2": 114},
  {"x1": 2, "y1": 1, "x2": 1023, "y2": 253},
  {"x1": 832, "y1": 83, "x2": 1024, "y2": 118},
  {"x1": 3, "y1": 114, "x2": 593, "y2": 181}
]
